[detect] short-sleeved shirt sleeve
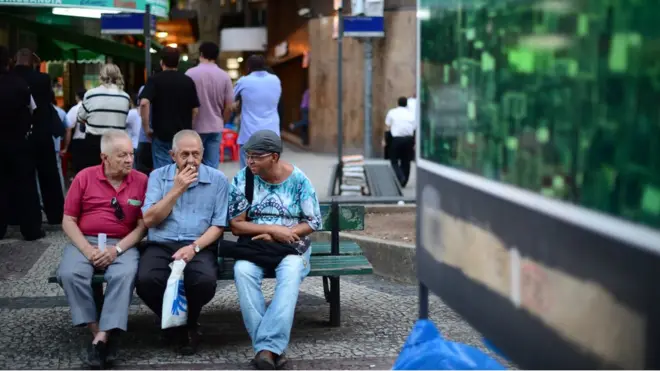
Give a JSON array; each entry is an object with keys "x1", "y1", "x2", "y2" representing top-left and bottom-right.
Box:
[
  {"x1": 211, "y1": 177, "x2": 230, "y2": 227},
  {"x1": 228, "y1": 182, "x2": 250, "y2": 220},
  {"x1": 142, "y1": 170, "x2": 163, "y2": 215},
  {"x1": 140, "y1": 77, "x2": 156, "y2": 102},
  {"x1": 233, "y1": 77, "x2": 244, "y2": 100},
  {"x1": 63, "y1": 174, "x2": 85, "y2": 218},
  {"x1": 189, "y1": 79, "x2": 200, "y2": 109},
  {"x1": 298, "y1": 175, "x2": 322, "y2": 231}
]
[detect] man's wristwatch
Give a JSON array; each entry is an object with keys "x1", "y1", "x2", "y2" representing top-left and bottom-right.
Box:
[
  {"x1": 193, "y1": 245, "x2": 201, "y2": 254},
  {"x1": 115, "y1": 245, "x2": 124, "y2": 256}
]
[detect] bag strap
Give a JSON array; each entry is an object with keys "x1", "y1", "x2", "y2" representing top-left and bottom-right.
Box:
[{"x1": 245, "y1": 168, "x2": 254, "y2": 221}]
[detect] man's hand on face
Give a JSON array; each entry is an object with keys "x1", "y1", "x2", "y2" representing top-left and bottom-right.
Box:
[
  {"x1": 269, "y1": 226, "x2": 300, "y2": 244},
  {"x1": 173, "y1": 164, "x2": 198, "y2": 193},
  {"x1": 172, "y1": 244, "x2": 196, "y2": 263},
  {"x1": 252, "y1": 233, "x2": 274, "y2": 242},
  {"x1": 92, "y1": 246, "x2": 118, "y2": 269}
]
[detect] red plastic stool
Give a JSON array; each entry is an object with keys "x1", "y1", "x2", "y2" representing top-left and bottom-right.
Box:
[{"x1": 220, "y1": 129, "x2": 240, "y2": 163}]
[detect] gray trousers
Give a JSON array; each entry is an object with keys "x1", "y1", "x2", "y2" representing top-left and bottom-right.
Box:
[{"x1": 57, "y1": 236, "x2": 139, "y2": 332}]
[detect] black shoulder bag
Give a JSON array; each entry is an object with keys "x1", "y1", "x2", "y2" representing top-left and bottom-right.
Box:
[{"x1": 245, "y1": 167, "x2": 254, "y2": 221}]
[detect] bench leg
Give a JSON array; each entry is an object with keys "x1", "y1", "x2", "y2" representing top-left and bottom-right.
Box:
[
  {"x1": 93, "y1": 282, "x2": 104, "y2": 320},
  {"x1": 322, "y1": 276, "x2": 331, "y2": 302},
  {"x1": 328, "y1": 276, "x2": 340, "y2": 327}
]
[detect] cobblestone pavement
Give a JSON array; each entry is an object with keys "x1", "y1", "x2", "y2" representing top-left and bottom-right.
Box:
[{"x1": 0, "y1": 227, "x2": 496, "y2": 370}]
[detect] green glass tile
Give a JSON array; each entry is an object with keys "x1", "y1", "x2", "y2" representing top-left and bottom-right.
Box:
[
  {"x1": 577, "y1": 15, "x2": 589, "y2": 36},
  {"x1": 420, "y1": 0, "x2": 660, "y2": 230},
  {"x1": 641, "y1": 186, "x2": 660, "y2": 216},
  {"x1": 481, "y1": 52, "x2": 495, "y2": 71},
  {"x1": 608, "y1": 34, "x2": 629, "y2": 72}
]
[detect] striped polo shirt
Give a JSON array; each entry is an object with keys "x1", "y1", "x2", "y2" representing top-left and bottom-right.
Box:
[{"x1": 77, "y1": 84, "x2": 130, "y2": 136}]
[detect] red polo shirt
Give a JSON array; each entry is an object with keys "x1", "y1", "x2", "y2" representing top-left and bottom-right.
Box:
[{"x1": 64, "y1": 165, "x2": 149, "y2": 239}]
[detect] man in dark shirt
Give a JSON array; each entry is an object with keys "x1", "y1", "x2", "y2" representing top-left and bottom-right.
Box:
[
  {"x1": 13, "y1": 48, "x2": 64, "y2": 225},
  {"x1": 0, "y1": 46, "x2": 44, "y2": 240},
  {"x1": 139, "y1": 47, "x2": 200, "y2": 169}
]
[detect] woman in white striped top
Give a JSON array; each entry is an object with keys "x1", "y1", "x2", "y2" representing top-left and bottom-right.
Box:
[{"x1": 77, "y1": 64, "x2": 130, "y2": 170}]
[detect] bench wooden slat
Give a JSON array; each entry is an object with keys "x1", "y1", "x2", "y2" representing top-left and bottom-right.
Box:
[
  {"x1": 218, "y1": 255, "x2": 373, "y2": 279},
  {"x1": 309, "y1": 241, "x2": 363, "y2": 255},
  {"x1": 318, "y1": 204, "x2": 365, "y2": 231},
  {"x1": 48, "y1": 244, "x2": 371, "y2": 284}
]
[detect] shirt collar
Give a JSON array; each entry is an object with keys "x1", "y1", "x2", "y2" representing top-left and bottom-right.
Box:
[
  {"x1": 96, "y1": 164, "x2": 133, "y2": 184},
  {"x1": 162, "y1": 164, "x2": 211, "y2": 184}
]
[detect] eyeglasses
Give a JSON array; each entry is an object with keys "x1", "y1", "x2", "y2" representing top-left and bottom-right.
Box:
[
  {"x1": 246, "y1": 153, "x2": 273, "y2": 161},
  {"x1": 111, "y1": 197, "x2": 125, "y2": 221}
]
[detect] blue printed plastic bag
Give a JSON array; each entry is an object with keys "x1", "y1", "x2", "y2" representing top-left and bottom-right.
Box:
[
  {"x1": 161, "y1": 260, "x2": 188, "y2": 329},
  {"x1": 392, "y1": 320, "x2": 505, "y2": 370}
]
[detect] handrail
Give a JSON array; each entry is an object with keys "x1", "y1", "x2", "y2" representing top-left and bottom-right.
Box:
[{"x1": 320, "y1": 195, "x2": 416, "y2": 204}]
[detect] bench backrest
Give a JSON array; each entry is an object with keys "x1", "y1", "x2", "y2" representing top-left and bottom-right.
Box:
[{"x1": 318, "y1": 203, "x2": 365, "y2": 231}]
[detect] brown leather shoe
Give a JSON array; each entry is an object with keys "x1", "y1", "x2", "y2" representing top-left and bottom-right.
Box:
[{"x1": 252, "y1": 350, "x2": 276, "y2": 370}]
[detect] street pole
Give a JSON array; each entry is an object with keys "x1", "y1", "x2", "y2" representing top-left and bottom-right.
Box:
[
  {"x1": 363, "y1": 38, "x2": 373, "y2": 158},
  {"x1": 144, "y1": 4, "x2": 152, "y2": 79},
  {"x1": 337, "y1": 0, "x2": 345, "y2": 187}
]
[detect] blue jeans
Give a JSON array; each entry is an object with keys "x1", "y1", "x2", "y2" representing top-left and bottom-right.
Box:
[
  {"x1": 199, "y1": 132, "x2": 221, "y2": 169},
  {"x1": 152, "y1": 138, "x2": 173, "y2": 169},
  {"x1": 239, "y1": 145, "x2": 247, "y2": 169},
  {"x1": 233, "y1": 247, "x2": 312, "y2": 355}
]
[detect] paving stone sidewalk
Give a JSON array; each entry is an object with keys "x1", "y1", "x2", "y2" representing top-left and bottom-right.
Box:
[{"x1": 0, "y1": 227, "x2": 490, "y2": 370}]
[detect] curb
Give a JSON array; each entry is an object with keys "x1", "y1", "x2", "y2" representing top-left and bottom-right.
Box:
[
  {"x1": 364, "y1": 204, "x2": 416, "y2": 214},
  {"x1": 312, "y1": 231, "x2": 417, "y2": 284}
]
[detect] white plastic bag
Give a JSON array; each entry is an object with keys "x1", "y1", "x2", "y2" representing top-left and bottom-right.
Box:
[{"x1": 161, "y1": 260, "x2": 188, "y2": 329}]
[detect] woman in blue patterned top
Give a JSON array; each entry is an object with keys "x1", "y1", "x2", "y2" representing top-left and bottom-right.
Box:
[{"x1": 227, "y1": 130, "x2": 321, "y2": 370}]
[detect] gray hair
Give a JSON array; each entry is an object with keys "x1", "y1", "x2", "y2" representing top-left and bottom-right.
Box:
[
  {"x1": 172, "y1": 130, "x2": 203, "y2": 152},
  {"x1": 99, "y1": 63, "x2": 125, "y2": 90},
  {"x1": 100, "y1": 129, "x2": 131, "y2": 155}
]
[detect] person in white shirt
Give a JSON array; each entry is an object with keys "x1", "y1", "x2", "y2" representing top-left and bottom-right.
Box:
[
  {"x1": 385, "y1": 97, "x2": 416, "y2": 187},
  {"x1": 125, "y1": 93, "x2": 142, "y2": 153},
  {"x1": 64, "y1": 89, "x2": 86, "y2": 174},
  {"x1": 78, "y1": 64, "x2": 130, "y2": 170}
]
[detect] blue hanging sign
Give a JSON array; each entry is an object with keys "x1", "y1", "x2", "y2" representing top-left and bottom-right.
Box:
[
  {"x1": 343, "y1": 16, "x2": 384, "y2": 38},
  {"x1": 101, "y1": 12, "x2": 155, "y2": 35}
]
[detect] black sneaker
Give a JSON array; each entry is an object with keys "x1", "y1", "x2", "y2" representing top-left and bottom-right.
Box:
[
  {"x1": 83, "y1": 341, "x2": 106, "y2": 369},
  {"x1": 179, "y1": 328, "x2": 200, "y2": 356},
  {"x1": 275, "y1": 353, "x2": 289, "y2": 369},
  {"x1": 252, "y1": 350, "x2": 276, "y2": 370},
  {"x1": 105, "y1": 333, "x2": 120, "y2": 365}
]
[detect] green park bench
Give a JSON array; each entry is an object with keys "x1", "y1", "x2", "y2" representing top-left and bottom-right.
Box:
[{"x1": 48, "y1": 201, "x2": 372, "y2": 327}]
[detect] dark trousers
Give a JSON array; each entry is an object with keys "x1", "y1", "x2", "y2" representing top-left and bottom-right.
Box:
[
  {"x1": 390, "y1": 136, "x2": 415, "y2": 187},
  {"x1": 135, "y1": 141, "x2": 153, "y2": 175},
  {"x1": 135, "y1": 242, "x2": 218, "y2": 328},
  {"x1": 80, "y1": 133, "x2": 102, "y2": 170},
  {"x1": 32, "y1": 136, "x2": 64, "y2": 224},
  {"x1": 0, "y1": 139, "x2": 43, "y2": 239},
  {"x1": 384, "y1": 131, "x2": 393, "y2": 160},
  {"x1": 70, "y1": 139, "x2": 86, "y2": 174}
]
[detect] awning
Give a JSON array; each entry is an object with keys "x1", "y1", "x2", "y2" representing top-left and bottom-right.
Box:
[
  {"x1": 0, "y1": 12, "x2": 153, "y2": 64},
  {"x1": 38, "y1": 38, "x2": 106, "y2": 64}
]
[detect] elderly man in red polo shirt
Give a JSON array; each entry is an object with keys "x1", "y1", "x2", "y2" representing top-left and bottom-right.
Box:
[{"x1": 57, "y1": 129, "x2": 148, "y2": 368}]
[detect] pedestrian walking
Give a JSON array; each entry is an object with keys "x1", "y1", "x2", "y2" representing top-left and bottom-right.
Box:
[
  {"x1": 139, "y1": 47, "x2": 200, "y2": 169},
  {"x1": 0, "y1": 46, "x2": 44, "y2": 240},
  {"x1": 186, "y1": 41, "x2": 234, "y2": 169},
  {"x1": 233, "y1": 55, "x2": 282, "y2": 168},
  {"x1": 77, "y1": 64, "x2": 130, "y2": 170},
  {"x1": 12, "y1": 48, "x2": 64, "y2": 225},
  {"x1": 385, "y1": 97, "x2": 416, "y2": 187}
]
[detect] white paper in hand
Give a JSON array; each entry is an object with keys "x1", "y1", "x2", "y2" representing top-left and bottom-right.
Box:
[{"x1": 161, "y1": 260, "x2": 188, "y2": 329}]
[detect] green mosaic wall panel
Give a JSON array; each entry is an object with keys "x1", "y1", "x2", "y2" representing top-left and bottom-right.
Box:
[
  {"x1": 319, "y1": 204, "x2": 366, "y2": 231},
  {"x1": 419, "y1": 0, "x2": 660, "y2": 230}
]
